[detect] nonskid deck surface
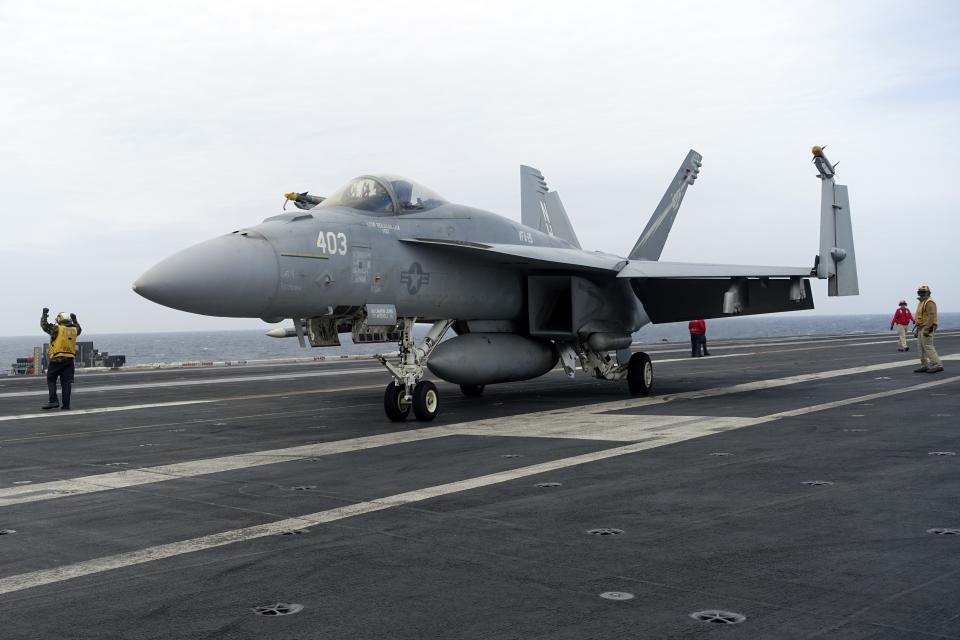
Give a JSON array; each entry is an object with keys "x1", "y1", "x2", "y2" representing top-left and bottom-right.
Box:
[{"x1": 0, "y1": 332, "x2": 957, "y2": 639}]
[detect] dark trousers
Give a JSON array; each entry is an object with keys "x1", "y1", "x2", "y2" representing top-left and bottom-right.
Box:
[
  {"x1": 47, "y1": 358, "x2": 75, "y2": 407},
  {"x1": 690, "y1": 334, "x2": 708, "y2": 356}
]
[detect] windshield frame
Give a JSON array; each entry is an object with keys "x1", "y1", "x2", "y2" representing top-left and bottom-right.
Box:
[
  {"x1": 315, "y1": 174, "x2": 449, "y2": 216},
  {"x1": 316, "y1": 175, "x2": 398, "y2": 216}
]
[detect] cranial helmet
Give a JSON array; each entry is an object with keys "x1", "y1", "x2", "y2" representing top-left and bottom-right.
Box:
[
  {"x1": 899, "y1": 300, "x2": 907, "y2": 306},
  {"x1": 56, "y1": 312, "x2": 71, "y2": 324},
  {"x1": 917, "y1": 284, "x2": 931, "y2": 296}
]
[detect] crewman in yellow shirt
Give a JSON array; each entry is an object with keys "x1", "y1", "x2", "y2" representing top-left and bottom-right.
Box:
[
  {"x1": 913, "y1": 285, "x2": 944, "y2": 374},
  {"x1": 40, "y1": 308, "x2": 82, "y2": 410}
]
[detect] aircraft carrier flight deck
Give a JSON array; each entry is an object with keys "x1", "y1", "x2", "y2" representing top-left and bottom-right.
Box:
[{"x1": 0, "y1": 331, "x2": 958, "y2": 639}]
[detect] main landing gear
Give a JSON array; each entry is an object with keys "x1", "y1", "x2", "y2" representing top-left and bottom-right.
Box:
[
  {"x1": 626, "y1": 352, "x2": 653, "y2": 396},
  {"x1": 376, "y1": 318, "x2": 453, "y2": 422},
  {"x1": 559, "y1": 343, "x2": 653, "y2": 396}
]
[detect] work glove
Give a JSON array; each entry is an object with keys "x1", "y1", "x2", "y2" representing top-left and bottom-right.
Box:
[
  {"x1": 42, "y1": 307, "x2": 49, "y2": 315},
  {"x1": 889, "y1": 325, "x2": 894, "y2": 331},
  {"x1": 70, "y1": 313, "x2": 77, "y2": 322}
]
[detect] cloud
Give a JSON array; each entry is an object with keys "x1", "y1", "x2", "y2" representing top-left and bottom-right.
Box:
[{"x1": 0, "y1": 0, "x2": 957, "y2": 335}]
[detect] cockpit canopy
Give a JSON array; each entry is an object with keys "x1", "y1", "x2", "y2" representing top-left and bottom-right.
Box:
[{"x1": 316, "y1": 174, "x2": 447, "y2": 215}]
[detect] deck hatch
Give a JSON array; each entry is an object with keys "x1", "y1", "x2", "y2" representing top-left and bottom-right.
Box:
[
  {"x1": 252, "y1": 603, "x2": 304, "y2": 616},
  {"x1": 586, "y1": 528, "x2": 623, "y2": 536},
  {"x1": 690, "y1": 610, "x2": 746, "y2": 624}
]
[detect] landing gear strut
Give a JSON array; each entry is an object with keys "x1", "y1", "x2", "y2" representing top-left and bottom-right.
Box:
[{"x1": 376, "y1": 318, "x2": 453, "y2": 422}]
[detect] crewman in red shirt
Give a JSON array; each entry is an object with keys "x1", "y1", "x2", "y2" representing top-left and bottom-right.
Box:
[
  {"x1": 890, "y1": 300, "x2": 913, "y2": 352},
  {"x1": 688, "y1": 319, "x2": 709, "y2": 357}
]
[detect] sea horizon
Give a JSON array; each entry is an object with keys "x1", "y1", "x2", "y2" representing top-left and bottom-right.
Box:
[{"x1": 3, "y1": 312, "x2": 957, "y2": 371}]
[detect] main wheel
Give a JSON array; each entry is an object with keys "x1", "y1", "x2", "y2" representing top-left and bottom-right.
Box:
[
  {"x1": 413, "y1": 380, "x2": 440, "y2": 422},
  {"x1": 459, "y1": 384, "x2": 485, "y2": 397},
  {"x1": 627, "y1": 352, "x2": 653, "y2": 396},
  {"x1": 384, "y1": 382, "x2": 411, "y2": 422}
]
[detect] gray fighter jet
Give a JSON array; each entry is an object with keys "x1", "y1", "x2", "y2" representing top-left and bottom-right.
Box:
[{"x1": 134, "y1": 147, "x2": 857, "y2": 422}]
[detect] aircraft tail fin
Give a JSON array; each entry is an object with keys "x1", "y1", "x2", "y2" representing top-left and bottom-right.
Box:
[
  {"x1": 520, "y1": 165, "x2": 582, "y2": 249},
  {"x1": 628, "y1": 149, "x2": 702, "y2": 261},
  {"x1": 543, "y1": 191, "x2": 581, "y2": 249},
  {"x1": 812, "y1": 147, "x2": 859, "y2": 296}
]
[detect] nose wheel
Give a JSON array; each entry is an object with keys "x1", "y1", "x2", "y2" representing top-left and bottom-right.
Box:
[
  {"x1": 412, "y1": 380, "x2": 439, "y2": 421},
  {"x1": 383, "y1": 382, "x2": 411, "y2": 422},
  {"x1": 382, "y1": 380, "x2": 440, "y2": 422}
]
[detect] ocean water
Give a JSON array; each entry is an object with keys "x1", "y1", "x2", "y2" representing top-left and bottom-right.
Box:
[{"x1": 2, "y1": 313, "x2": 957, "y2": 373}]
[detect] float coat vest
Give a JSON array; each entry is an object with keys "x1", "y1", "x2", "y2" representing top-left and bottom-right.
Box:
[
  {"x1": 915, "y1": 298, "x2": 938, "y2": 330},
  {"x1": 48, "y1": 325, "x2": 78, "y2": 360}
]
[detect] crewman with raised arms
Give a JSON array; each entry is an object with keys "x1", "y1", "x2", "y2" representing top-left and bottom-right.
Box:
[{"x1": 40, "y1": 308, "x2": 82, "y2": 410}]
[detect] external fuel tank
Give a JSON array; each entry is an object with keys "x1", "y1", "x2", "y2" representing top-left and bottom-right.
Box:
[{"x1": 427, "y1": 333, "x2": 558, "y2": 386}]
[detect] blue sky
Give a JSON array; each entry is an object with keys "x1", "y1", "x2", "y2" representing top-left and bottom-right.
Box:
[{"x1": 1, "y1": 1, "x2": 958, "y2": 335}]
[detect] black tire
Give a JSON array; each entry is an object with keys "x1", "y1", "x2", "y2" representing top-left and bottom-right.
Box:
[
  {"x1": 627, "y1": 352, "x2": 653, "y2": 396},
  {"x1": 383, "y1": 382, "x2": 410, "y2": 422},
  {"x1": 413, "y1": 380, "x2": 440, "y2": 422},
  {"x1": 459, "y1": 384, "x2": 485, "y2": 397}
]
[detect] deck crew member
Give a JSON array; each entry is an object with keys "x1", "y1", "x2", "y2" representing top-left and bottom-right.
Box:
[
  {"x1": 913, "y1": 285, "x2": 943, "y2": 374},
  {"x1": 688, "y1": 319, "x2": 710, "y2": 357},
  {"x1": 890, "y1": 300, "x2": 913, "y2": 352},
  {"x1": 40, "y1": 308, "x2": 81, "y2": 410}
]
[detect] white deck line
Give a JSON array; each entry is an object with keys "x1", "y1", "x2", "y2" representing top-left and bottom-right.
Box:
[
  {"x1": 0, "y1": 336, "x2": 937, "y2": 404},
  {"x1": 1, "y1": 355, "x2": 956, "y2": 504},
  {"x1": 0, "y1": 374, "x2": 956, "y2": 596},
  {"x1": 0, "y1": 367, "x2": 385, "y2": 399}
]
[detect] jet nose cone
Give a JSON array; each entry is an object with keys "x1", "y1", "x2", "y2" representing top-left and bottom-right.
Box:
[{"x1": 134, "y1": 232, "x2": 280, "y2": 317}]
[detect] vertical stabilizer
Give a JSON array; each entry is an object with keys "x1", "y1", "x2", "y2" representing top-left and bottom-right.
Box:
[
  {"x1": 543, "y1": 191, "x2": 581, "y2": 249},
  {"x1": 520, "y1": 165, "x2": 549, "y2": 230},
  {"x1": 628, "y1": 149, "x2": 702, "y2": 261},
  {"x1": 520, "y1": 165, "x2": 581, "y2": 248},
  {"x1": 813, "y1": 146, "x2": 858, "y2": 296}
]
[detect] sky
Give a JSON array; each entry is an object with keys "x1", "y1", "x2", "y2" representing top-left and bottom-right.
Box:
[{"x1": 1, "y1": 1, "x2": 958, "y2": 336}]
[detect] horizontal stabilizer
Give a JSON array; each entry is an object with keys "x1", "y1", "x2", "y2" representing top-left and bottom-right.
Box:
[{"x1": 629, "y1": 149, "x2": 702, "y2": 261}]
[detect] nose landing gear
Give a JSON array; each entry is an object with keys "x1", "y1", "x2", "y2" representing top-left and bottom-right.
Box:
[
  {"x1": 383, "y1": 381, "x2": 411, "y2": 421},
  {"x1": 376, "y1": 318, "x2": 453, "y2": 422}
]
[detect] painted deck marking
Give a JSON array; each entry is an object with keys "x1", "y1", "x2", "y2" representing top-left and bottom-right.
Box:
[
  {"x1": 0, "y1": 368, "x2": 385, "y2": 399},
  {"x1": 2, "y1": 348, "x2": 957, "y2": 424},
  {"x1": 5, "y1": 333, "x2": 955, "y2": 401},
  {"x1": 0, "y1": 374, "x2": 956, "y2": 596},
  {"x1": 0, "y1": 358, "x2": 957, "y2": 504},
  {"x1": 0, "y1": 385, "x2": 382, "y2": 422}
]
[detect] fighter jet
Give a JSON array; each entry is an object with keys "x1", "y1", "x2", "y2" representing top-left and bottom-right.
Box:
[{"x1": 133, "y1": 146, "x2": 857, "y2": 422}]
